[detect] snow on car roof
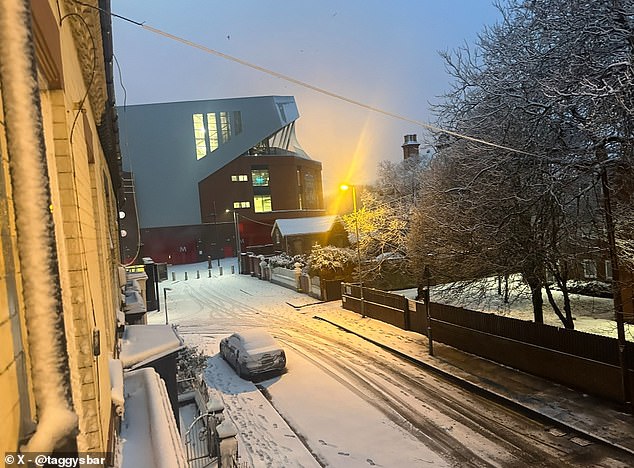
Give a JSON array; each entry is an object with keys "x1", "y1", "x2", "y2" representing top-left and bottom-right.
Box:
[{"x1": 237, "y1": 329, "x2": 279, "y2": 351}]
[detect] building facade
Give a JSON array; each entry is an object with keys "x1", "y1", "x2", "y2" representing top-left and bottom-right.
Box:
[
  {"x1": 1, "y1": 0, "x2": 122, "y2": 457},
  {"x1": 118, "y1": 96, "x2": 325, "y2": 264},
  {"x1": 1, "y1": 1, "x2": 187, "y2": 464}
]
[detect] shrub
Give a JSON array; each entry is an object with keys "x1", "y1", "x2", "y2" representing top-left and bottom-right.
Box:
[
  {"x1": 268, "y1": 253, "x2": 307, "y2": 269},
  {"x1": 307, "y1": 244, "x2": 356, "y2": 279}
]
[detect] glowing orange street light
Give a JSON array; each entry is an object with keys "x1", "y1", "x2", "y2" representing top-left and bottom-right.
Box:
[{"x1": 340, "y1": 184, "x2": 365, "y2": 317}]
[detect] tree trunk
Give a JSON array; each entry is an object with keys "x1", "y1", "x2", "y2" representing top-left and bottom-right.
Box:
[{"x1": 525, "y1": 274, "x2": 544, "y2": 323}]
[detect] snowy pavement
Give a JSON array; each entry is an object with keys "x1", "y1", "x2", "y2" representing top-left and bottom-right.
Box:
[{"x1": 155, "y1": 261, "x2": 448, "y2": 467}]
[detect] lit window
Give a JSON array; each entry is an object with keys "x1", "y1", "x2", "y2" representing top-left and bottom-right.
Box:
[
  {"x1": 220, "y1": 111, "x2": 231, "y2": 143},
  {"x1": 582, "y1": 260, "x2": 597, "y2": 279},
  {"x1": 231, "y1": 174, "x2": 248, "y2": 182},
  {"x1": 251, "y1": 169, "x2": 269, "y2": 187},
  {"x1": 233, "y1": 201, "x2": 251, "y2": 209},
  {"x1": 231, "y1": 175, "x2": 238, "y2": 182},
  {"x1": 207, "y1": 113, "x2": 219, "y2": 151},
  {"x1": 193, "y1": 114, "x2": 207, "y2": 159},
  {"x1": 253, "y1": 195, "x2": 272, "y2": 213}
]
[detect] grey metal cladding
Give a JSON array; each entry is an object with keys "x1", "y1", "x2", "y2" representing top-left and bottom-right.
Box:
[{"x1": 118, "y1": 96, "x2": 299, "y2": 229}]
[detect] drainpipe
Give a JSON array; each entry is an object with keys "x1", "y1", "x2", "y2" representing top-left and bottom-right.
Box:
[{"x1": 0, "y1": 0, "x2": 78, "y2": 453}]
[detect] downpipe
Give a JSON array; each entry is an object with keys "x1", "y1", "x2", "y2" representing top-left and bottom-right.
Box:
[{"x1": 0, "y1": 0, "x2": 78, "y2": 453}]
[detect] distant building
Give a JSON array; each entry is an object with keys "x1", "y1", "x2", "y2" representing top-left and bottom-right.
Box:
[{"x1": 119, "y1": 96, "x2": 325, "y2": 264}]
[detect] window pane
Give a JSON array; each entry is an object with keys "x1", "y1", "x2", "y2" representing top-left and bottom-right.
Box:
[
  {"x1": 582, "y1": 260, "x2": 597, "y2": 279},
  {"x1": 220, "y1": 111, "x2": 231, "y2": 144},
  {"x1": 233, "y1": 111, "x2": 242, "y2": 135},
  {"x1": 251, "y1": 169, "x2": 269, "y2": 186},
  {"x1": 254, "y1": 195, "x2": 272, "y2": 213},
  {"x1": 193, "y1": 114, "x2": 207, "y2": 159},
  {"x1": 207, "y1": 113, "x2": 219, "y2": 151}
]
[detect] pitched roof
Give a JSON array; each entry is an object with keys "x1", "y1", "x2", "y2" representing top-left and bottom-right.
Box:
[{"x1": 272, "y1": 215, "x2": 338, "y2": 237}]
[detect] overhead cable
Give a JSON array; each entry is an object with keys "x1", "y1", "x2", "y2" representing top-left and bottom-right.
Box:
[{"x1": 74, "y1": 0, "x2": 537, "y2": 157}]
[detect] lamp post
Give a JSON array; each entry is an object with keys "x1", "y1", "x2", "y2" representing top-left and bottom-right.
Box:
[
  {"x1": 226, "y1": 209, "x2": 241, "y2": 271},
  {"x1": 212, "y1": 201, "x2": 220, "y2": 267},
  {"x1": 340, "y1": 184, "x2": 365, "y2": 318},
  {"x1": 423, "y1": 265, "x2": 433, "y2": 356},
  {"x1": 163, "y1": 287, "x2": 172, "y2": 325}
]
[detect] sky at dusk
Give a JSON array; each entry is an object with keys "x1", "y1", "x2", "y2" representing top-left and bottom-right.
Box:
[{"x1": 111, "y1": 1, "x2": 503, "y2": 197}]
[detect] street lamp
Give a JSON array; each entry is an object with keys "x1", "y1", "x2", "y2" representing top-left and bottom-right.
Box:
[
  {"x1": 226, "y1": 209, "x2": 241, "y2": 270},
  {"x1": 211, "y1": 201, "x2": 220, "y2": 267},
  {"x1": 422, "y1": 265, "x2": 433, "y2": 356},
  {"x1": 340, "y1": 184, "x2": 365, "y2": 318},
  {"x1": 163, "y1": 287, "x2": 172, "y2": 324}
]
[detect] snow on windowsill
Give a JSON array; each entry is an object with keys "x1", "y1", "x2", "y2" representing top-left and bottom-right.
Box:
[
  {"x1": 120, "y1": 368, "x2": 187, "y2": 468},
  {"x1": 119, "y1": 324, "x2": 184, "y2": 369}
]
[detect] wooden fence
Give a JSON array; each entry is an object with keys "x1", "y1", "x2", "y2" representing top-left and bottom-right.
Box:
[{"x1": 341, "y1": 283, "x2": 634, "y2": 404}]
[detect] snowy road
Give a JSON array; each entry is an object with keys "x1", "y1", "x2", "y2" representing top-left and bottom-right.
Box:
[{"x1": 152, "y1": 261, "x2": 632, "y2": 467}]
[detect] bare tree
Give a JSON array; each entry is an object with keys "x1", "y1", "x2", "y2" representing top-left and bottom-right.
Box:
[{"x1": 408, "y1": 0, "x2": 634, "y2": 328}]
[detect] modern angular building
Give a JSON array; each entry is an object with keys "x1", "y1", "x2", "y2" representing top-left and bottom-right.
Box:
[{"x1": 118, "y1": 96, "x2": 325, "y2": 264}]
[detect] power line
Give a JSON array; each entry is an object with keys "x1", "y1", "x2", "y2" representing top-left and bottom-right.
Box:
[{"x1": 76, "y1": 1, "x2": 537, "y2": 157}]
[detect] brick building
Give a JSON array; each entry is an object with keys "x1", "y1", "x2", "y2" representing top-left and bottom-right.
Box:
[{"x1": 118, "y1": 96, "x2": 325, "y2": 264}]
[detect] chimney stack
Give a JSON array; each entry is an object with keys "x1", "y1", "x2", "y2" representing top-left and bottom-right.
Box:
[{"x1": 402, "y1": 134, "x2": 420, "y2": 160}]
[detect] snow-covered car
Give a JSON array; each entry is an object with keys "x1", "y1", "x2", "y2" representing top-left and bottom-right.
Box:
[{"x1": 220, "y1": 329, "x2": 286, "y2": 379}]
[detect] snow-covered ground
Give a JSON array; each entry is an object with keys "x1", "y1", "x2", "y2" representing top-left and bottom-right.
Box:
[
  {"x1": 153, "y1": 260, "x2": 448, "y2": 467},
  {"x1": 151, "y1": 260, "x2": 632, "y2": 467},
  {"x1": 398, "y1": 275, "x2": 633, "y2": 340}
]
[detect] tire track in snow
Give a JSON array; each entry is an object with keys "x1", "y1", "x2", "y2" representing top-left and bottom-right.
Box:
[{"x1": 278, "y1": 329, "x2": 580, "y2": 467}]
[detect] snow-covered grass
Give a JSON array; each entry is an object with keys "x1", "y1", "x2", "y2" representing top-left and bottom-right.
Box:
[{"x1": 397, "y1": 275, "x2": 633, "y2": 340}]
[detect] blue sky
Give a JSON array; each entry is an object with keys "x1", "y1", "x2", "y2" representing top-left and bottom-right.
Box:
[{"x1": 111, "y1": 1, "x2": 503, "y2": 195}]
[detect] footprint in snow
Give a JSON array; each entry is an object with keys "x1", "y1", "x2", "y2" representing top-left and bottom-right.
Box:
[
  {"x1": 338, "y1": 452, "x2": 350, "y2": 456},
  {"x1": 366, "y1": 459, "x2": 376, "y2": 466}
]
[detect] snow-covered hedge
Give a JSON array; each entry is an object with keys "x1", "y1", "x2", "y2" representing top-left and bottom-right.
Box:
[
  {"x1": 268, "y1": 253, "x2": 307, "y2": 270},
  {"x1": 307, "y1": 244, "x2": 355, "y2": 279}
]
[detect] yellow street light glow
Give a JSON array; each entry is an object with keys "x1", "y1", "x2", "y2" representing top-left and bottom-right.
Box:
[{"x1": 340, "y1": 184, "x2": 350, "y2": 191}]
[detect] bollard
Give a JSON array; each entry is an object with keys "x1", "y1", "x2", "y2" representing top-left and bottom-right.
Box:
[
  {"x1": 231, "y1": 265, "x2": 235, "y2": 274},
  {"x1": 208, "y1": 269, "x2": 212, "y2": 278},
  {"x1": 184, "y1": 271, "x2": 188, "y2": 281},
  {"x1": 219, "y1": 266, "x2": 223, "y2": 276},
  {"x1": 172, "y1": 272, "x2": 175, "y2": 281},
  {"x1": 197, "y1": 270, "x2": 200, "y2": 279}
]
